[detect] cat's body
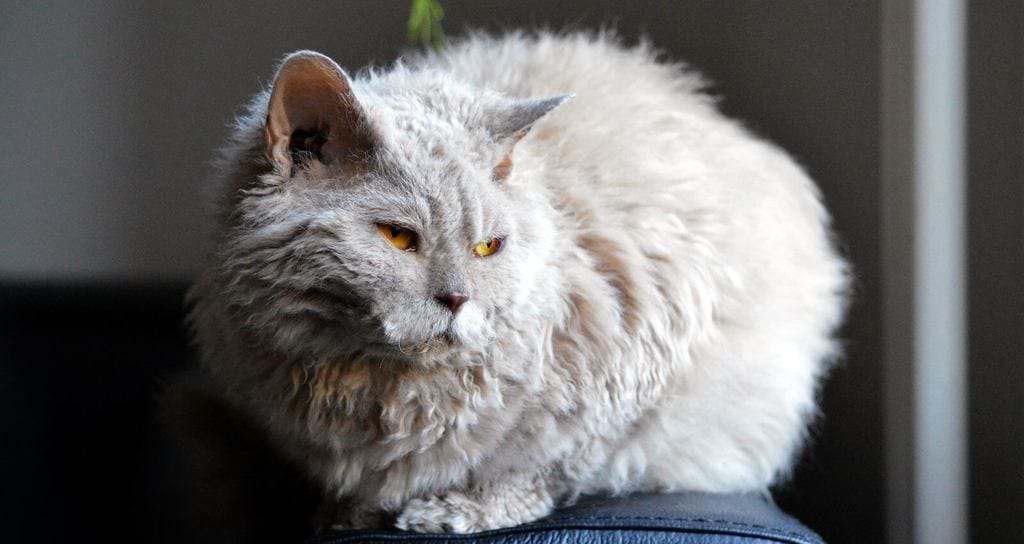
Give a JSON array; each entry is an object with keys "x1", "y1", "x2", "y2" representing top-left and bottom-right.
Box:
[{"x1": 188, "y1": 32, "x2": 848, "y2": 533}]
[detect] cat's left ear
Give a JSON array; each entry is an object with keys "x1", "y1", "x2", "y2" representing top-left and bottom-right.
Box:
[{"x1": 489, "y1": 95, "x2": 572, "y2": 181}]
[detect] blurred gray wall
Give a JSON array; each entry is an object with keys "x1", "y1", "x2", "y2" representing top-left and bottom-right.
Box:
[{"x1": 1, "y1": 1, "x2": 886, "y2": 542}]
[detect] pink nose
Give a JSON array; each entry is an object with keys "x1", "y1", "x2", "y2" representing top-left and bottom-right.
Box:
[{"x1": 435, "y1": 293, "x2": 469, "y2": 314}]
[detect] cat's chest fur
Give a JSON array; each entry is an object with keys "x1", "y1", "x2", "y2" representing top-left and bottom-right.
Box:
[{"x1": 270, "y1": 338, "x2": 543, "y2": 502}]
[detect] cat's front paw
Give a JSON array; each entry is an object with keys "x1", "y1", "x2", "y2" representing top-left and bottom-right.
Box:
[
  {"x1": 395, "y1": 493, "x2": 490, "y2": 533},
  {"x1": 395, "y1": 480, "x2": 554, "y2": 534}
]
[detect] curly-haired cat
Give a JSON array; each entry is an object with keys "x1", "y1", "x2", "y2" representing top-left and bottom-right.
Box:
[{"x1": 186, "y1": 31, "x2": 849, "y2": 534}]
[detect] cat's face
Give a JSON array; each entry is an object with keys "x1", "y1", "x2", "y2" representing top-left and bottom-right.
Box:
[{"x1": 220, "y1": 51, "x2": 566, "y2": 364}]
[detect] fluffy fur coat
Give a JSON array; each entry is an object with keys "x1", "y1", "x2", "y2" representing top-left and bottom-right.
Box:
[{"x1": 186, "y1": 31, "x2": 849, "y2": 533}]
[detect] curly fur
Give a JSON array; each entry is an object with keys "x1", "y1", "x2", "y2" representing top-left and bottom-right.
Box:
[{"x1": 187, "y1": 31, "x2": 849, "y2": 533}]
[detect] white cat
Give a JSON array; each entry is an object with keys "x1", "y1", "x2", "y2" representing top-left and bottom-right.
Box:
[{"x1": 187, "y1": 31, "x2": 849, "y2": 533}]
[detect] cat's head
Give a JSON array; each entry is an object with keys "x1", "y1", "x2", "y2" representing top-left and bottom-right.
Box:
[{"x1": 209, "y1": 51, "x2": 569, "y2": 365}]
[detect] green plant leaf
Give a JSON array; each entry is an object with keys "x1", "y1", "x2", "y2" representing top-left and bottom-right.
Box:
[{"x1": 407, "y1": 0, "x2": 445, "y2": 50}]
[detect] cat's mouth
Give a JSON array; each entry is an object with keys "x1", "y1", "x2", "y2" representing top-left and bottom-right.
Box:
[{"x1": 400, "y1": 330, "x2": 459, "y2": 355}]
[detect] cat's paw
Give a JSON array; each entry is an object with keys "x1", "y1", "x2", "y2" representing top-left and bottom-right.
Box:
[
  {"x1": 395, "y1": 493, "x2": 490, "y2": 533},
  {"x1": 395, "y1": 480, "x2": 554, "y2": 534}
]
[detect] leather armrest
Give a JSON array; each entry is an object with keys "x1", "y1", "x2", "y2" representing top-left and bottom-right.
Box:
[{"x1": 309, "y1": 492, "x2": 824, "y2": 544}]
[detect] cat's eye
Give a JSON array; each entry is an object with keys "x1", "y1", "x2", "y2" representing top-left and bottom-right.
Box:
[
  {"x1": 377, "y1": 224, "x2": 418, "y2": 252},
  {"x1": 473, "y1": 237, "x2": 504, "y2": 258}
]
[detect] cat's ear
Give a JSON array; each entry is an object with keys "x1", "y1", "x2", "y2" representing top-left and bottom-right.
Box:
[
  {"x1": 489, "y1": 95, "x2": 571, "y2": 181},
  {"x1": 264, "y1": 51, "x2": 372, "y2": 173},
  {"x1": 491, "y1": 95, "x2": 572, "y2": 142}
]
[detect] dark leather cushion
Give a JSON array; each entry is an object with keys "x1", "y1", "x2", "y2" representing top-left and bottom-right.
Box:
[{"x1": 310, "y1": 492, "x2": 824, "y2": 544}]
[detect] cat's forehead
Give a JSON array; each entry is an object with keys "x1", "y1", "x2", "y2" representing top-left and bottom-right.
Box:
[
  {"x1": 359, "y1": 79, "x2": 502, "y2": 155},
  {"x1": 369, "y1": 146, "x2": 502, "y2": 214}
]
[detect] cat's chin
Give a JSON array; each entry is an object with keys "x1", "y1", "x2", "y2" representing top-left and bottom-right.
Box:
[{"x1": 356, "y1": 337, "x2": 463, "y2": 365}]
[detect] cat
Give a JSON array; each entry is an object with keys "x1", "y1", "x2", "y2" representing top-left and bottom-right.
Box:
[{"x1": 186, "y1": 30, "x2": 849, "y2": 534}]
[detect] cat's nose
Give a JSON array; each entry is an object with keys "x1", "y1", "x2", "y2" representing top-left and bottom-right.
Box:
[{"x1": 435, "y1": 293, "x2": 469, "y2": 315}]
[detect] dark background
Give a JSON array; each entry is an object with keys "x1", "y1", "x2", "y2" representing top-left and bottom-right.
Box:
[{"x1": 1, "y1": 2, "x2": 1019, "y2": 543}]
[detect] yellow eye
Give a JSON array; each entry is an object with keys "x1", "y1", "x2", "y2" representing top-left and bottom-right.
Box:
[
  {"x1": 473, "y1": 237, "x2": 503, "y2": 257},
  {"x1": 377, "y1": 223, "x2": 417, "y2": 252}
]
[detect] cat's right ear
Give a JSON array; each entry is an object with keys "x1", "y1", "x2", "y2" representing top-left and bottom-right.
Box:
[
  {"x1": 264, "y1": 51, "x2": 372, "y2": 174},
  {"x1": 488, "y1": 95, "x2": 571, "y2": 181}
]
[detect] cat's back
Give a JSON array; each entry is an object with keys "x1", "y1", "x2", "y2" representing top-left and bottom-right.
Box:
[
  {"x1": 417, "y1": 31, "x2": 708, "y2": 114},
  {"x1": 413, "y1": 32, "x2": 823, "y2": 223},
  {"x1": 415, "y1": 31, "x2": 723, "y2": 160}
]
